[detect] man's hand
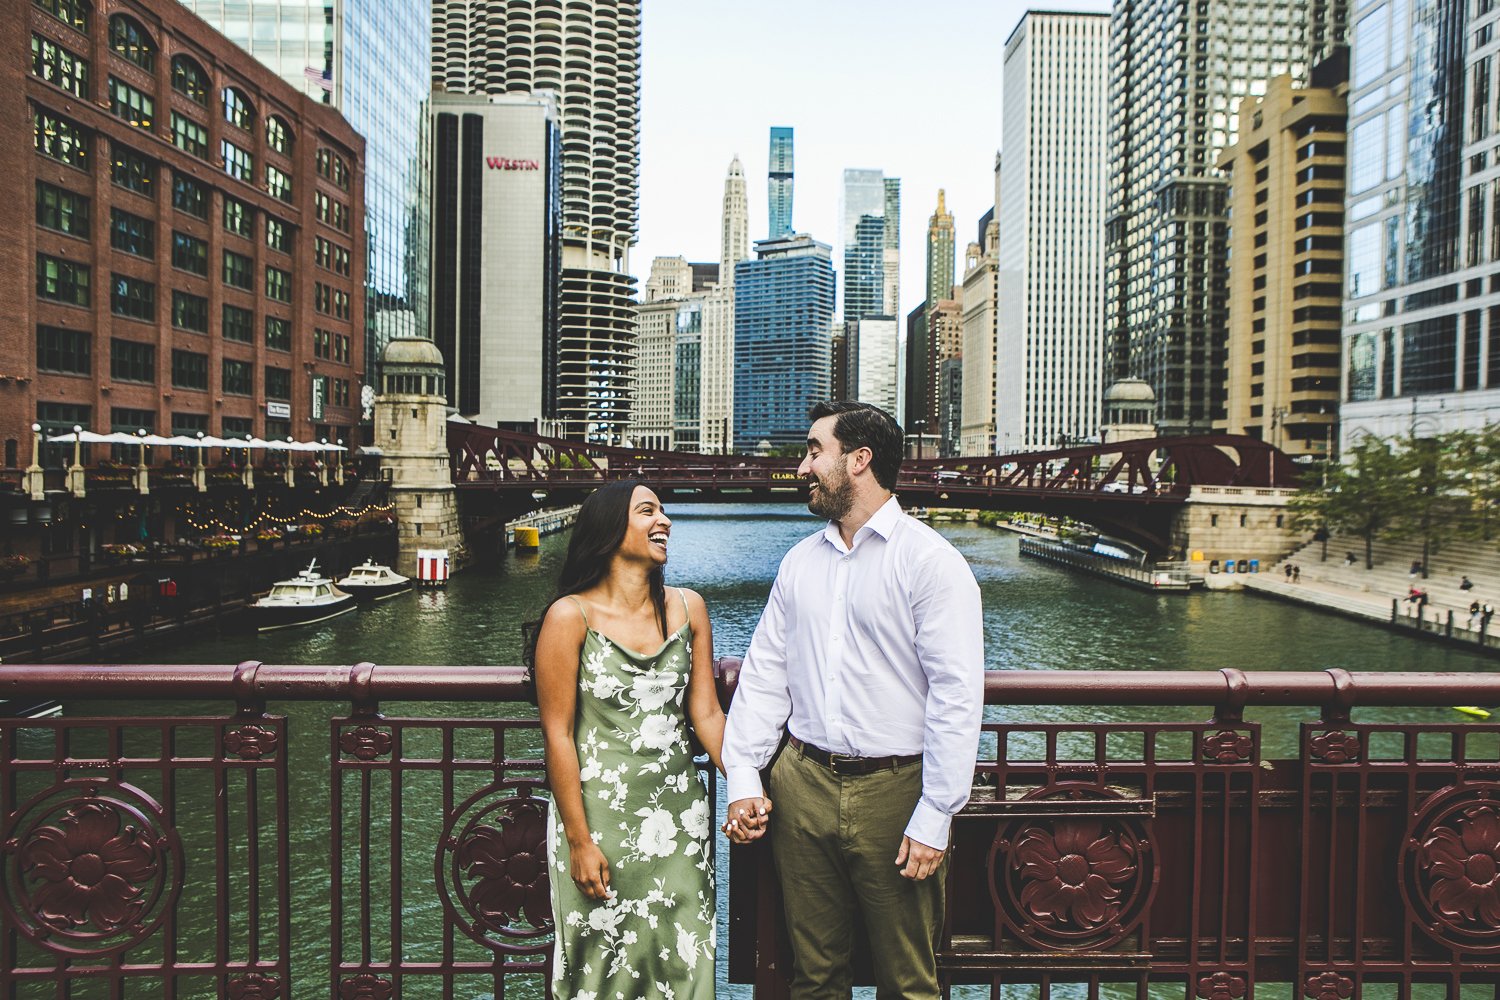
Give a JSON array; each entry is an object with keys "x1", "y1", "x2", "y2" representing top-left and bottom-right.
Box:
[
  {"x1": 722, "y1": 796, "x2": 773, "y2": 844},
  {"x1": 895, "y1": 835, "x2": 945, "y2": 880}
]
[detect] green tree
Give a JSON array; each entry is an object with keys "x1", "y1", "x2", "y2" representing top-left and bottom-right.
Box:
[
  {"x1": 1389, "y1": 432, "x2": 1468, "y2": 578},
  {"x1": 1449, "y1": 425, "x2": 1500, "y2": 541},
  {"x1": 1289, "y1": 435, "x2": 1412, "y2": 571}
]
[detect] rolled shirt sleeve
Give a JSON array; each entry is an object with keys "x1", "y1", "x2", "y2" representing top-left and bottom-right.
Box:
[{"x1": 722, "y1": 566, "x2": 793, "y2": 804}]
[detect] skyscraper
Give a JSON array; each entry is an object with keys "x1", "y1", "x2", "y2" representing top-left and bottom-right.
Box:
[
  {"x1": 180, "y1": 0, "x2": 432, "y2": 390},
  {"x1": 700, "y1": 156, "x2": 749, "y2": 455},
  {"x1": 768, "y1": 127, "x2": 794, "y2": 239},
  {"x1": 720, "y1": 156, "x2": 749, "y2": 286},
  {"x1": 841, "y1": 168, "x2": 887, "y2": 322},
  {"x1": 960, "y1": 216, "x2": 1000, "y2": 455},
  {"x1": 906, "y1": 191, "x2": 956, "y2": 442},
  {"x1": 1104, "y1": 0, "x2": 1347, "y2": 435},
  {"x1": 734, "y1": 235, "x2": 834, "y2": 450},
  {"x1": 996, "y1": 11, "x2": 1109, "y2": 452},
  {"x1": 883, "y1": 177, "x2": 902, "y2": 317},
  {"x1": 926, "y1": 189, "x2": 955, "y2": 310},
  {"x1": 432, "y1": 0, "x2": 642, "y2": 443}
]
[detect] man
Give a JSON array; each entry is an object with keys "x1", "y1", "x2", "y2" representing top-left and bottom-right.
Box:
[{"x1": 721, "y1": 400, "x2": 984, "y2": 999}]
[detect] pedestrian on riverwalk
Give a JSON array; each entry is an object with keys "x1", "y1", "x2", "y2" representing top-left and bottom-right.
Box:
[
  {"x1": 1284, "y1": 563, "x2": 1294, "y2": 582},
  {"x1": 1344, "y1": 551, "x2": 1356, "y2": 568},
  {"x1": 1461, "y1": 575, "x2": 1475, "y2": 591},
  {"x1": 721, "y1": 400, "x2": 984, "y2": 1000},
  {"x1": 1411, "y1": 560, "x2": 1424, "y2": 579},
  {"x1": 1292, "y1": 564, "x2": 1301, "y2": 583},
  {"x1": 1484, "y1": 603, "x2": 1496, "y2": 632},
  {"x1": 1470, "y1": 601, "x2": 1482, "y2": 630}
]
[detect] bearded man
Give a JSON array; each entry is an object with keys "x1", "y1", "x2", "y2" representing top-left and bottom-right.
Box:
[{"x1": 721, "y1": 400, "x2": 984, "y2": 999}]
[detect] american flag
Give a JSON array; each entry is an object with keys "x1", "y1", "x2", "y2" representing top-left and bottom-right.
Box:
[{"x1": 303, "y1": 65, "x2": 333, "y2": 92}]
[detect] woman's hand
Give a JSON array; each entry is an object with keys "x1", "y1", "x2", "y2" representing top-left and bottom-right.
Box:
[{"x1": 569, "y1": 840, "x2": 612, "y2": 901}]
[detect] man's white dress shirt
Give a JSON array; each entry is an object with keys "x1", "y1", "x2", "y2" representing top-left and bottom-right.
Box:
[{"x1": 723, "y1": 496, "x2": 985, "y2": 849}]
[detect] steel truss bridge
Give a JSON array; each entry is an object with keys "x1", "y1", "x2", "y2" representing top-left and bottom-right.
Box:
[{"x1": 447, "y1": 425, "x2": 1301, "y2": 554}]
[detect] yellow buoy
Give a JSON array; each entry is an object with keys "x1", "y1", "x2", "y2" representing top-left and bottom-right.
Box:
[
  {"x1": 1454, "y1": 706, "x2": 1492, "y2": 719},
  {"x1": 514, "y1": 525, "x2": 540, "y2": 550}
]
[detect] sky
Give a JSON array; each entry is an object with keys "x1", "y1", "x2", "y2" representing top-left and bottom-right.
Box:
[{"x1": 635, "y1": 0, "x2": 1111, "y2": 320}]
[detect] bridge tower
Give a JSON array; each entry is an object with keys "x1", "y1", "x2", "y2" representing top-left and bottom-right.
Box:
[{"x1": 374, "y1": 338, "x2": 465, "y2": 577}]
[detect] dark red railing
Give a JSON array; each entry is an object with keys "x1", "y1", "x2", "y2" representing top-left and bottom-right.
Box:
[{"x1": 3, "y1": 663, "x2": 1500, "y2": 998}]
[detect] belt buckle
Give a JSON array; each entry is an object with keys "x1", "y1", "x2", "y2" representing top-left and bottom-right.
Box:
[{"x1": 828, "y1": 752, "x2": 860, "y2": 774}]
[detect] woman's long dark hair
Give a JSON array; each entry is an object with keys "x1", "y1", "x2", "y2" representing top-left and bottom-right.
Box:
[{"x1": 521, "y1": 480, "x2": 668, "y2": 667}]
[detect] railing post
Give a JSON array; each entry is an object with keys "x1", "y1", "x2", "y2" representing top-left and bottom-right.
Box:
[{"x1": 1447, "y1": 610, "x2": 1454, "y2": 638}]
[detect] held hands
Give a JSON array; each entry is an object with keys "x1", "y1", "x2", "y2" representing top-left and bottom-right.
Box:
[
  {"x1": 569, "y1": 839, "x2": 613, "y2": 901},
  {"x1": 895, "y1": 835, "x2": 945, "y2": 880},
  {"x1": 722, "y1": 796, "x2": 773, "y2": 844}
]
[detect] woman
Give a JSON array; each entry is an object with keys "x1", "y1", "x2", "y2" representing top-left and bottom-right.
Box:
[{"x1": 528, "y1": 480, "x2": 726, "y2": 999}]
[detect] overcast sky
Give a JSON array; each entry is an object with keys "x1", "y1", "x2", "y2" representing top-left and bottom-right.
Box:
[{"x1": 635, "y1": 0, "x2": 1111, "y2": 319}]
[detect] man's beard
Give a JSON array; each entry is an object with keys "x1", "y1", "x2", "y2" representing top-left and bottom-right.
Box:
[{"x1": 807, "y1": 464, "x2": 854, "y2": 520}]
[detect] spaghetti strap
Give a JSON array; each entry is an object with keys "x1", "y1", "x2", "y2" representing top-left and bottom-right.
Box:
[
  {"x1": 676, "y1": 587, "x2": 690, "y2": 618},
  {"x1": 563, "y1": 594, "x2": 590, "y2": 628}
]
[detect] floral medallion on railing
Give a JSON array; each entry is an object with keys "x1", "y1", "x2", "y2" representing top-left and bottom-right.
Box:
[
  {"x1": 338, "y1": 973, "x2": 394, "y2": 1000},
  {"x1": 226, "y1": 972, "x2": 282, "y2": 999},
  {"x1": 338, "y1": 726, "x2": 393, "y2": 761},
  {"x1": 0, "y1": 781, "x2": 181, "y2": 956},
  {"x1": 1303, "y1": 971, "x2": 1354, "y2": 999},
  {"x1": 990, "y1": 784, "x2": 1156, "y2": 951},
  {"x1": 1201, "y1": 730, "x2": 1253, "y2": 764},
  {"x1": 1309, "y1": 730, "x2": 1362, "y2": 765},
  {"x1": 1401, "y1": 783, "x2": 1500, "y2": 951},
  {"x1": 224, "y1": 725, "x2": 280, "y2": 761},
  {"x1": 436, "y1": 780, "x2": 553, "y2": 952},
  {"x1": 1196, "y1": 971, "x2": 1247, "y2": 999}
]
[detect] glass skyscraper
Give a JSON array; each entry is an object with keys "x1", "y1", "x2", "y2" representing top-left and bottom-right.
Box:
[
  {"x1": 179, "y1": 0, "x2": 431, "y2": 406},
  {"x1": 841, "y1": 168, "x2": 887, "y2": 323},
  {"x1": 734, "y1": 235, "x2": 834, "y2": 450},
  {"x1": 768, "y1": 127, "x2": 795, "y2": 238}
]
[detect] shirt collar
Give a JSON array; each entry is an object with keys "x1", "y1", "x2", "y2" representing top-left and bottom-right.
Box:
[{"x1": 821, "y1": 495, "x2": 903, "y2": 552}]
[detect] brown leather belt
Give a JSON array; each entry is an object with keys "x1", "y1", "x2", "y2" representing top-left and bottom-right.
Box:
[{"x1": 789, "y1": 735, "x2": 922, "y2": 776}]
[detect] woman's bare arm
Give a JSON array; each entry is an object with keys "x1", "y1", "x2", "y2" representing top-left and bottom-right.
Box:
[{"x1": 682, "y1": 588, "x2": 726, "y2": 775}]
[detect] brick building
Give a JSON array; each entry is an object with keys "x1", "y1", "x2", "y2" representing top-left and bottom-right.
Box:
[{"x1": 2, "y1": 0, "x2": 365, "y2": 470}]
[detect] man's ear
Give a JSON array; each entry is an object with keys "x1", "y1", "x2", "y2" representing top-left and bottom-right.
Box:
[{"x1": 847, "y1": 446, "x2": 873, "y2": 477}]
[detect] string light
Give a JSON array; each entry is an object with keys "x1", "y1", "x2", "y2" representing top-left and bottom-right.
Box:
[{"x1": 181, "y1": 501, "x2": 395, "y2": 535}]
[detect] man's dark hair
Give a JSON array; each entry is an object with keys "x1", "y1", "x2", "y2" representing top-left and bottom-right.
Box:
[{"x1": 808, "y1": 400, "x2": 903, "y2": 491}]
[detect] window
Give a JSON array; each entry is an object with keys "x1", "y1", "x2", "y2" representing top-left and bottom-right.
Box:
[
  {"x1": 171, "y1": 349, "x2": 208, "y2": 389},
  {"x1": 172, "y1": 291, "x2": 208, "y2": 333},
  {"x1": 34, "y1": 0, "x2": 89, "y2": 33},
  {"x1": 314, "y1": 328, "x2": 332, "y2": 359},
  {"x1": 111, "y1": 143, "x2": 154, "y2": 196},
  {"x1": 266, "y1": 217, "x2": 290, "y2": 254},
  {"x1": 222, "y1": 359, "x2": 252, "y2": 396},
  {"x1": 222, "y1": 140, "x2": 253, "y2": 183},
  {"x1": 266, "y1": 116, "x2": 292, "y2": 155},
  {"x1": 223, "y1": 304, "x2": 254, "y2": 343},
  {"x1": 110, "y1": 338, "x2": 155, "y2": 383},
  {"x1": 315, "y1": 282, "x2": 348, "y2": 318},
  {"x1": 37, "y1": 325, "x2": 90, "y2": 375},
  {"x1": 264, "y1": 366, "x2": 291, "y2": 401},
  {"x1": 109, "y1": 15, "x2": 154, "y2": 72},
  {"x1": 110, "y1": 274, "x2": 154, "y2": 322},
  {"x1": 109, "y1": 208, "x2": 153, "y2": 258},
  {"x1": 170, "y1": 112, "x2": 208, "y2": 159},
  {"x1": 170, "y1": 55, "x2": 208, "y2": 105},
  {"x1": 171, "y1": 412, "x2": 208, "y2": 437},
  {"x1": 171, "y1": 232, "x2": 207, "y2": 275},
  {"x1": 336, "y1": 334, "x2": 350, "y2": 363},
  {"x1": 36, "y1": 182, "x2": 89, "y2": 237},
  {"x1": 265, "y1": 165, "x2": 292, "y2": 203},
  {"x1": 33, "y1": 107, "x2": 88, "y2": 168},
  {"x1": 36, "y1": 254, "x2": 89, "y2": 306},
  {"x1": 317, "y1": 148, "x2": 350, "y2": 190},
  {"x1": 37, "y1": 402, "x2": 92, "y2": 469},
  {"x1": 314, "y1": 236, "x2": 350, "y2": 274},
  {"x1": 314, "y1": 191, "x2": 349, "y2": 232},
  {"x1": 222, "y1": 196, "x2": 254, "y2": 238},
  {"x1": 266, "y1": 267, "x2": 292, "y2": 303},
  {"x1": 265, "y1": 316, "x2": 290, "y2": 351},
  {"x1": 333, "y1": 379, "x2": 350, "y2": 407},
  {"x1": 222, "y1": 87, "x2": 254, "y2": 131},
  {"x1": 223, "y1": 250, "x2": 253, "y2": 291},
  {"x1": 223, "y1": 416, "x2": 252, "y2": 439},
  {"x1": 172, "y1": 172, "x2": 208, "y2": 218},
  {"x1": 108, "y1": 77, "x2": 153, "y2": 130},
  {"x1": 31, "y1": 35, "x2": 89, "y2": 98}
]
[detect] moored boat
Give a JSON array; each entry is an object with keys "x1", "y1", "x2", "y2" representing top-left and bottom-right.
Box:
[
  {"x1": 336, "y1": 560, "x2": 412, "y2": 601},
  {"x1": 250, "y1": 560, "x2": 356, "y2": 631}
]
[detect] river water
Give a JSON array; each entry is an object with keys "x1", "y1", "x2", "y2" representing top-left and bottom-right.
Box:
[{"x1": 86, "y1": 504, "x2": 1491, "y2": 998}]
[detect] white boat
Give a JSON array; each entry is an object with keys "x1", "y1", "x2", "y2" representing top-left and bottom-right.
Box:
[
  {"x1": 250, "y1": 560, "x2": 356, "y2": 631},
  {"x1": 336, "y1": 560, "x2": 412, "y2": 601}
]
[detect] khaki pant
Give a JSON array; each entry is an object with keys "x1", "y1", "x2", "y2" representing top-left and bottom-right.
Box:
[{"x1": 768, "y1": 744, "x2": 948, "y2": 1000}]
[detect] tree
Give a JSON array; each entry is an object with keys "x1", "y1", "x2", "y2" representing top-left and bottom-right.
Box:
[
  {"x1": 1388, "y1": 432, "x2": 1469, "y2": 578},
  {"x1": 1449, "y1": 425, "x2": 1500, "y2": 541},
  {"x1": 1289, "y1": 435, "x2": 1412, "y2": 570}
]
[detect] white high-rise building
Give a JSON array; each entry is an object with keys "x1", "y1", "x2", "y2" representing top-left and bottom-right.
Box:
[
  {"x1": 849, "y1": 317, "x2": 899, "y2": 416},
  {"x1": 996, "y1": 12, "x2": 1109, "y2": 452},
  {"x1": 721, "y1": 157, "x2": 749, "y2": 288},
  {"x1": 701, "y1": 157, "x2": 749, "y2": 454},
  {"x1": 961, "y1": 216, "x2": 999, "y2": 455},
  {"x1": 631, "y1": 257, "x2": 689, "y2": 450}
]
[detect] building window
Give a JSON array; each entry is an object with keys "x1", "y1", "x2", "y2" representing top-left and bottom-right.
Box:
[
  {"x1": 111, "y1": 143, "x2": 154, "y2": 197},
  {"x1": 222, "y1": 359, "x2": 252, "y2": 396},
  {"x1": 170, "y1": 112, "x2": 208, "y2": 159},
  {"x1": 222, "y1": 250, "x2": 253, "y2": 291},
  {"x1": 110, "y1": 338, "x2": 155, "y2": 383},
  {"x1": 108, "y1": 15, "x2": 155, "y2": 73},
  {"x1": 34, "y1": 0, "x2": 88, "y2": 32},
  {"x1": 223, "y1": 304, "x2": 254, "y2": 343},
  {"x1": 171, "y1": 349, "x2": 208, "y2": 390},
  {"x1": 265, "y1": 165, "x2": 292, "y2": 203},
  {"x1": 222, "y1": 140, "x2": 253, "y2": 183},
  {"x1": 107, "y1": 77, "x2": 153, "y2": 130},
  {"x1": 172, "y1": 291, "x2": 208, "y2": 333},
  {"x1": 171, "y1": 413, "x2": 208, "y2": 437},
  {"x1": 314, "y1": 282, "x2": 348, "y2": 318},
  {"x1": 266, "y1": 217, "x2": 290, "y2": 254},
  {"x1": 35, "y1": 181, "x2": 89, "y2": 237},
  {"x1": 314, "y1": 328, "x2": 332, "y2": 360},
  {"x1": 33, "y1": 107, "x2": 88, "y2": 168},
  {"x1": 266, "y1": 116, "x2": 292, "y2": 155},
  {"x1": 172, "y1": 172, "x2": 208, "y2": 219},
  {"x1": 314, "y1": 191, "x2": 349, "y2": 232},
  {"x1": 171, "y1": 55, "x2": 208, "y2": 106},
  {"x1": 316, "y1": 148, "x2": 350, "y2": 190},
  {"x1": 109, "y1": 208, "x2": 154, "y2": 258},
  {"x1": 223, "y1": 416, "x2": 252, "y2": 439},
  {"x1": 266, "y1": 267, "x2": 292, "y2": 303},
  {"x1": 110, "y1": 274, "x2": 155, "y2": 322},
  {"x1": 171, "y1": 232, "x2": 207, "y2": 275},
  {"x1": 264, "y1": 366, "x2": 291, "y2": 401},
  {"x1": 265, "y1": 316, "x2": 290, "y2": 352},
  {"x1": 222, "y1": 196, "x2": 254, "y2": 238},
  {"x1": 31, "y1": 34, "x2": 89, "y2": 99},
  {"x1": 37, "y1": 402, "x2": 92, "y2": 468},
  {"x1": 222, "y1": 87, "x2": 254, "y2": 131},
  {"x1": 36, "y1": 325, "x2": 90, "y2": 375},
  {"x1": 36, "y1": 254, "x2": 89, "y2": 306},
  {"x1": 314, "y1": 236, "x2": 351, "y2": 275}
]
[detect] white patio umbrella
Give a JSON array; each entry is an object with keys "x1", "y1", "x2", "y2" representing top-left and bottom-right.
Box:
[{"x1": 46, "y1": 430, "x2": 117, "y2": 444}]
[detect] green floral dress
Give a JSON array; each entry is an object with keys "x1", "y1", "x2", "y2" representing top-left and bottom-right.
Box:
[{"x1": 548, "y1": 592, "x2": 714, "y2": 1000}]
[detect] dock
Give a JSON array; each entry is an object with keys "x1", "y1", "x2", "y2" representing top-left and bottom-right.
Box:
[{"x1": 1018, "y1": 536, "x2": 1196, "y2": 592}]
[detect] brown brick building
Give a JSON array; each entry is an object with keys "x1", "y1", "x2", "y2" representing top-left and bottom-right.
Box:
[{"x1": 2, "y1": 0, "x2": 365, "y2": 470}]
